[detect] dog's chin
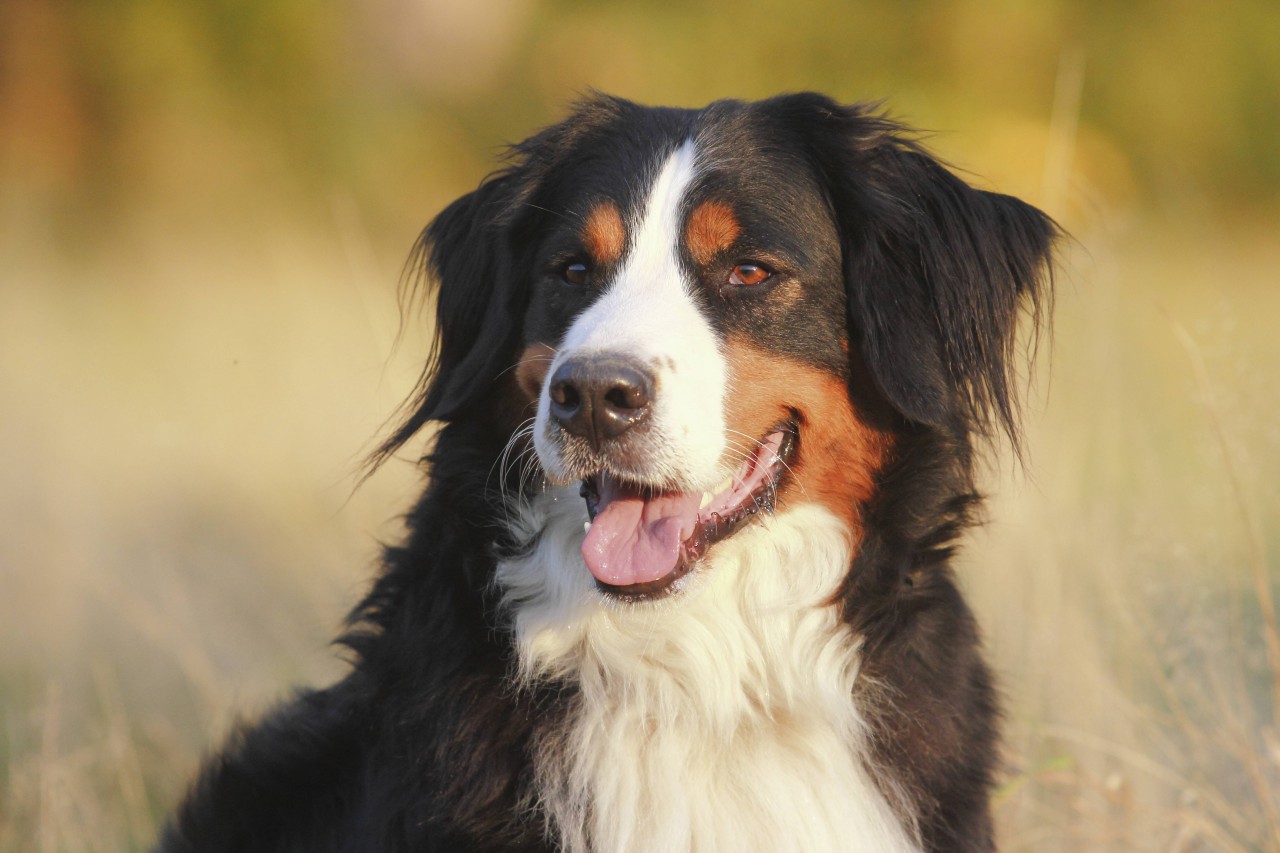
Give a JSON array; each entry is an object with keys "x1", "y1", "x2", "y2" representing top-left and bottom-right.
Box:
[{"x1": 550, "y1": 423, "x2": 798, "y2": 602}]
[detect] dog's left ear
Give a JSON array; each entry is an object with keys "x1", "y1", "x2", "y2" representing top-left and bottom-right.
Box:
[{"x1": 788, "y1": 95, "x2": 1057, "y2": 445}]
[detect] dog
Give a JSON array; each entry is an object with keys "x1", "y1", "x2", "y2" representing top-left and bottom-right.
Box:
[{"x1": 158, "y1": 92, "x2": 1055, "y2": 852}]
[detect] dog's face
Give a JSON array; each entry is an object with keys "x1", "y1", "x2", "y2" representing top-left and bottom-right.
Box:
[
  {"x1": 516, "y1": 133, "x2": 877, "y2": 598},
  {"x1": 393, "y1": 94, "x2": 1054, "y2": 601}
]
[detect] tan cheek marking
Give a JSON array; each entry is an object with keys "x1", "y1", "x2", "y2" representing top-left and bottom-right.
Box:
[
  {"x1": 582, "y1": 202, "x2": 625, "y2": 266},
  {"x1": 723, "y1": 338, "x2": 894, "y2": 535},
  {"x1": 515, "y1": 342, "x2": 556, "y2": 404},
  {"x1": 685, "y1": 200, "x2": 741, "y2": 266}
]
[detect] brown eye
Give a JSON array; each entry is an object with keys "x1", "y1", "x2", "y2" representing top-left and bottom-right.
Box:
[
  {"x1": 728, "y1": 263, "x2": 772, "y2": 287},
  {"x1": 562, "y1": 262, "x2": 590, "y2": 286}
]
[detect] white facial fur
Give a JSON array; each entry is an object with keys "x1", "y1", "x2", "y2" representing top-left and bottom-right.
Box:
[{"x1": 532, "y1": 140, "x2": 729, "y2": 490}]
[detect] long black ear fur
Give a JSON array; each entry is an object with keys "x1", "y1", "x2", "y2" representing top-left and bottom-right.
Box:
[
  {"x1": 788, "y1": 95, "x2": 1057, "y2": 448},
  {"x1": 369, "y1": 95, "x2": 635, "y2": 469},
  {"x1": 367, "y1": 174, "x2": 529, "y2": 467}
]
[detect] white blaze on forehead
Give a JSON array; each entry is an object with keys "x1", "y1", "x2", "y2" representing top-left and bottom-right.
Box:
[{"x1": 535, "y1": 140, "x2": 728, "y2": 488}]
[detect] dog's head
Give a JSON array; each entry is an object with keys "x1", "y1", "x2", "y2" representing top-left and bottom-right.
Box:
[{"x1": 384, "y1": 93, "x2": 1055, "y2": 600}]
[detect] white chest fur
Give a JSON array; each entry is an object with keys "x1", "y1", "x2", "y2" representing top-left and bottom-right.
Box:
[{"x1": 496, "y1": 491, "x2": 920, "y2": 853}]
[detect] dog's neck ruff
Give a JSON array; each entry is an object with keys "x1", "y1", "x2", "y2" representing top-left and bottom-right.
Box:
[{"x1": 497, "y1": 489, "x2": 920, "y2": 853}]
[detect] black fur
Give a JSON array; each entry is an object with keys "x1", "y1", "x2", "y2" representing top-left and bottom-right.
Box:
[{"x1": 158, "y1": 93, "x2": 1055, "y2": 852}]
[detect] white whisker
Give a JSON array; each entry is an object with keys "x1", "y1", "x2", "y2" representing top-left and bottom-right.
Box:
[{"x1": 490, "y1": 419, "x2": 541, "y2": 519}]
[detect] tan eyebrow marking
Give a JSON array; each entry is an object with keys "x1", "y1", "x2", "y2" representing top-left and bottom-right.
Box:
[
  {"x1": 581, "y1": 202, "x2": 626, "y2": 266},
  {"x1": 685, "y1": 200, "x2": 741, "y2": 265}
]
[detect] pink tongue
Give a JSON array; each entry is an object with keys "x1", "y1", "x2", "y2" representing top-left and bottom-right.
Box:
[{"x1": 581, "y1": 484, "x2": 702, "y2": 586}]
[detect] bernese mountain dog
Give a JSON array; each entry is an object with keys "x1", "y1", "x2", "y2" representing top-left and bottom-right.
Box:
[{"x1": 158, "y1": 92, "x2": 1056, "y2": 852}]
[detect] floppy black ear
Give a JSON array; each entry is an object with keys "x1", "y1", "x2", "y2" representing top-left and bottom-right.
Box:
[
  {"x1": 370, "y1": 167, "x2": 537, "y2": 464},
  {"x1": 370, "y1": 96, "x2": 632, "y2": 467},
  {"x1": 418, "y1": 174, "x2": 533, "y2": 420},
  {"x1": 792, "y1": 96, "x2": 1056, "y2": 445}
]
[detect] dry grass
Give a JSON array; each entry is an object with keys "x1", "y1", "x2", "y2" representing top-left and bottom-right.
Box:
[
  {"x1": 971, "y1": 224, "x2": 1280, "y2": 850},
  {"x1": 0, "y1": 215, "x2": 431, "y2": 851}
]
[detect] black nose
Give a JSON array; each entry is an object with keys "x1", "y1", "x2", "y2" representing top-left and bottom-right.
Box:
[{"x1": 549, "y1": 356, "x2": 654, "y2": 449}]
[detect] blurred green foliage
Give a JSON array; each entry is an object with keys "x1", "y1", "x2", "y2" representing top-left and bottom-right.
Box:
[{"x1": 3, "y1": 0, "x2": 1279, "y2": 265}]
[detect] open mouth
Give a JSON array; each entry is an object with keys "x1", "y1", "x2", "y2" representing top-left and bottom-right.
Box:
[{"x1": 578, "y1": 424, "x2": 797, "y2": 600}]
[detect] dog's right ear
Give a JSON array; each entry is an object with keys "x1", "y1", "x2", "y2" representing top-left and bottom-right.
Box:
[
  {"x1": 367, "y1": 94, "x2": 666, "y2": 468},
  {"x1": 370, "y1": 95, "x2": 634, "y2": 467},
  {"x1": 370, "y1": 162, "x2": 540, "y2": 466},
  {"x1": 417, "y1": 172, "x2": 535, "y2": 421}
]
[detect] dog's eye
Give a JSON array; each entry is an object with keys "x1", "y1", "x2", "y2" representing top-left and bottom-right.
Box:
[
  {"x1": 728, "y1": 263, "x2": 772, "y2": 287},
  {"x1": 562, "y1": 262, "x2": 590, "y2": 286}
]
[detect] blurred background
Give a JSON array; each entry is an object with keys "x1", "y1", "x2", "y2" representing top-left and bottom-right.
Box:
[{"x1": 2, "y1": 0, "x2": 1278, "y2": 849}]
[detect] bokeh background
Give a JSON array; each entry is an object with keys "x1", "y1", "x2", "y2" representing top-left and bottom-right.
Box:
[{"x1": 2, "y1": 0, "x2": 1279, "y2": 849}]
